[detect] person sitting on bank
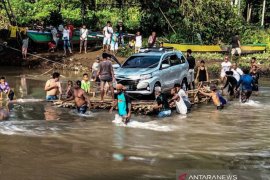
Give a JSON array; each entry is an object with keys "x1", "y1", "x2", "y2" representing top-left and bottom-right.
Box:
[
  {"x1": 0, "y1": 77, "x2": 15, "y2": 101},
  {"x1": 153, "y1": 86, "x2": 171, "y2": 117},
  {"x1": 236, "y1": 69, "x2": 254, "y2": 103},
  {"x1": 221, "y1": 71, "x2": 238, "y2": 99},
  {"x1": 199, "y1": 85, "x2": 226, "y2": 110},
  {"x1": 63, "y1": 80, "x2": 91, "y2": 114},
  {"x1": 44, "y1": 72, "x2": 62, "y2": 101},
  {"x1": 110, "y1": 84, "x2": 131, "y2": 124}
]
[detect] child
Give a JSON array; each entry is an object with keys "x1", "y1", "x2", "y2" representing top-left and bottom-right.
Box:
[
  {"x1": 110, "y1": 32, "x2": 119, "y2": 55},
  {"x1": 222, "y1": 71, "x2": 237, "y2": 99},
  {"x1": 48, "y1": 41, "x2": 56, "y2": 52},
  {"x1": 129, "y1": 39, "x2": 135, "y2": 49},
  {"x1": 81, "y1": 73, "x2": 91, "y2": 94},
  {"x1": 199, "y1": 85, "x2": 226, "y2": 110},
  {"x1": 195, "y1": 60, "x2": 209, "y2": 84},
  {"x1": 22, "y1": 35, "x2": 29, "y2": 59},
  {"x1": 110, "y1": 84, "x2": 131, "y2": 124},
  {"x1": 250, "y1": 65, "x2": 260, "y2": 95},
  {"x1": 135, "y1": 31, "x2": 142, "y2": 53},
  {"x1": 65, "y1": 80, "x2": 73, "y2": 99},
  {"x1": 0, "y1": 77, "x2": 14, "y2": 101}
]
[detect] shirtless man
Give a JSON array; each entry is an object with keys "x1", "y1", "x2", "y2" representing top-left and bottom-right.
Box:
[
  {"x1": 44, "y1": 72, "x2": 62, "y2": 101},
  {"x1": 64, "y1": 80, "x2": 91, "y2": 114}
]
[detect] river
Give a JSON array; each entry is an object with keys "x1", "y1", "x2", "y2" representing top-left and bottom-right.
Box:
[{"x1": 0, "y1": 67, "x2": 270, "y2": 180}]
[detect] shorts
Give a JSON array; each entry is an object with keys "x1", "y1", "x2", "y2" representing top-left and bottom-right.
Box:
[
  {"x1": 77, "y1": 104, "x2": 88, "y2": 114},
  {"x1": 110, "y1": 42, "x2": 118, "y2": 51},
  {"x1": 241, "y1": 90, "x2": 252, "y2": 103},
  {"x1": 135, "y1": 46, "x2": 141, "y2": 52},
  {"x1": 188, "y1": 69, "x2": 195, "y2": 83},
  {"x1": 220, "y1": 71, "x2": 226, "y2": 78},
  {"x1": 103, "y1": 37, "x2": 111, "y2": 45},
  {"x1": 63, "y1": 40, "x2": 71, "y2": 48},
  {"x1": 46, "y1": 95, "x2": 57, "y2": 101},
  {"x1": 217, "y1": 105, "x2": 224, "y2": 110},
  {"x1": 80, "y1": 39, "x2": 87, "y2": 48},
  {"x1": 100, "y1": 77, "x2": 112, "y2": 83},
  {"x1": 252, "y1": 84, "x2": 259, "y2": 91},
  {"x1": 158, "y1": 110, "x2": 171, "y2": 118},
  {"x1": 231, "y1": 47, "x2": 241, "y2": 55}
]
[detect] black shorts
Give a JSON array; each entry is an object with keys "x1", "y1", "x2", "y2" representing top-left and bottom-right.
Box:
[
  {"x1": 100, "y1": 78, "x2": 112, "y2": 83},
  {"x1": 241, "y1": 90, "x2": 252, "y2": 103},
  {"x1": 252, "y1": 84, "x2": 259, "y2": 91}
]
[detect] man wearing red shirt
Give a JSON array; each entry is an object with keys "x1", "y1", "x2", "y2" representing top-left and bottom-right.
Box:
[{"x1": 67, "y1": 21, "x2": 74, "y2": 49}]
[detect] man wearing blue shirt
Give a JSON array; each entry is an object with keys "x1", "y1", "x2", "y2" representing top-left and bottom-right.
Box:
[{"x1": 236, "y1": 69, "x2": 254, "y2": 103}]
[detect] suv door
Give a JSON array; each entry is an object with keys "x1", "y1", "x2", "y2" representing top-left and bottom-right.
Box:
[
  {"x1": 159, "y1": 54, "x2": 171, "y2": 91},
  {"x1": 169, "y1": 53, "x2": 182, "y2": 87},
  {"x1": 177, "y1": 52, "x2": 188, "y2": 85}
]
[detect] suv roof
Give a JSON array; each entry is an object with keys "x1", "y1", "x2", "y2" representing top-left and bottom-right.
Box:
[{"x1": 138, "y1": 47, "x2": 174, "y2": 53}]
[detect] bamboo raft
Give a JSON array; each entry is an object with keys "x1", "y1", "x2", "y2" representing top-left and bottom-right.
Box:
[
  {"x1": 53, "y1": 90, "x2": 211, "y2": 115},
  {"x1": 53, "y1": 79, "x2": 219, "y2": 115}
]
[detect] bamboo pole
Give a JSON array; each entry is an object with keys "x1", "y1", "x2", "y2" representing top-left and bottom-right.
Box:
[
  {"x1": 261, "y1": 0, "x2": 266, "y2": 27},
  {"x1": 158, "y1": 7, "x2": 177, "y2": 34}
]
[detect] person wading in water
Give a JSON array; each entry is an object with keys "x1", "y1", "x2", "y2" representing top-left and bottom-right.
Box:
[{"x1": 63, "y1": 80, "x2": 91, "y2": 114}]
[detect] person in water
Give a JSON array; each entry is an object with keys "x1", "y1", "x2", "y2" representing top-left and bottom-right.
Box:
[
  {"x1": 64, "y1": 80, "x2": 91, "y2": 114},
  {"x1": 65, "y1": 80, "x2": 73, "y2": 99},
  {"x1": 221, "y1": 71, "x2": 238, "y2": 99},
  {"x1": 195, "y1": 60, "x2": 209, "y2": 84},
  {"x1": 153, "y1": 86, "x2": 171, "y2": 117},
  {"x1": 81, "y1": 73, "x2": 91, "y2": 94},
  {"x1": 236, "y1": 69, "x2": 254, "y2": 103},
  {"x1": 250, "y1": 65, "x2": 260, "y2": 95},
  {"x1": 110, "y1": 84, "x2": 131, "y2": 124},
  {"x1": 44, "y1": 72, "x2": 62, "y2": 101},
  {"x1": 0, "y1": 77, "x2": 15, "y2": 101},
  {"x1": 169, "y1": 87, "x2": 187, "y2": 114},
  {"x1": 199, "y1": 85, "x2": 226, "y2": 110},
  {"x1": 174, "y1": 83, "x2": 192, "y2": 111}
]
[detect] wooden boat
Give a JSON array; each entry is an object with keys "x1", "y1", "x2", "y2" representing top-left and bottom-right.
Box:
[
  {"x1": 27, "y1": 30, "x2": 103, "y2": 44},
  {"x1": 164, "y1": 43, "x2": 267, "y2": 54}
]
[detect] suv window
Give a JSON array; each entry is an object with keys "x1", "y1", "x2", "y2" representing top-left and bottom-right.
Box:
[
  {"x1": 177, "y1": 53, "x2": 186, "y2": 64},
  {"x1": 122, "y1": 56, "x2": 161, "y2": 68},
  {"x1": 169, "y1": 54, "x2": 181, "y2": 66}
]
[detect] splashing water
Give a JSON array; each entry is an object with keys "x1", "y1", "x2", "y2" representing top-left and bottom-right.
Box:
[{"x1": 112, "y1": 114, "x2": 175, "y2": 132}]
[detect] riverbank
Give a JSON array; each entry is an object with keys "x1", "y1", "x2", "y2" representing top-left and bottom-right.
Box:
[{"x1": 1, "y1": 44, "x2": 270, "y2": 76}]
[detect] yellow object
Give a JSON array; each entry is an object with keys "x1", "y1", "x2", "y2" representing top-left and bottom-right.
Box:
[
  {"x1": 9, "y1": 25, "x2": 18, "y2": 38},
  {"x1": 164, "y1": 43, "x2": 222, "y2": 52}
]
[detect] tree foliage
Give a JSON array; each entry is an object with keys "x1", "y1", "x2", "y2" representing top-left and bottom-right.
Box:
[{"x1": 0, "y1": 0, "x2": 269, "y2": 45}]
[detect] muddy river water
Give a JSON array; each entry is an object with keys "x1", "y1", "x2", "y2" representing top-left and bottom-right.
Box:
[{"x1": 0, "y1": 67, "x2": 270, "y2": 180}]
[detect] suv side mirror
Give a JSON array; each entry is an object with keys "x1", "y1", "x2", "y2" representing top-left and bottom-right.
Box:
[{"x1": 161, "y1": 64, "x2": 170, "y2": 69}]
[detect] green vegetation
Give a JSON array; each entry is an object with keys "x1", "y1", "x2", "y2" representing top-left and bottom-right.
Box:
[{"x1": 0, "y1": 0, "x2": 269, "y2": 46}]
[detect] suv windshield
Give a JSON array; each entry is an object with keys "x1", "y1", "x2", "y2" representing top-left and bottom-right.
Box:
[{"x1": 122, "y1": 56, "x2": 161, "y2": 68}]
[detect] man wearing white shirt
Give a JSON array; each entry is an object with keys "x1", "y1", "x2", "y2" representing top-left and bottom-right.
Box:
[
  {"x1": 103, "y1": 21, "x2": 113, "y2": 52},
  {"x1": 80, "y1": 25, "x2": 89, "y2": 54},
  {"x1": 135, "y1": 31, "x2": 142, "y2": 53},
  {"x1": 231, "y1": 62, "x2": 243, "y2": 82},
  {"x1": 220, "y1": 56, "x2": 232, "y2": 83},
  {"x1": 63, "y1": 25, "x2": 72, "y2": 56}
]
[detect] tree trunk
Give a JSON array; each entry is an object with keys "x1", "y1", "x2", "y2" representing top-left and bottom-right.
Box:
[{"x1": 247, "y1": 4, "x2": 252, "y2": 23}]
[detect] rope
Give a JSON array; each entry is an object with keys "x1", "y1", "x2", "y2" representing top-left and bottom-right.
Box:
[{"x1": 1, "y1": 43, "x2": 66, "y2": 66}]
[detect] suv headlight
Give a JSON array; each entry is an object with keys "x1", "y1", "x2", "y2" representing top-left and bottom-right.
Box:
[{"x1": 140, "y1": 73, "x2": 152, "y2": 80}]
